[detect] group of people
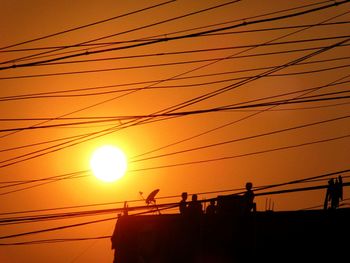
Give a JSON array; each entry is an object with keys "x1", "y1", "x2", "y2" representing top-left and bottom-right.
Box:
[
  {"x1": 324, "y1": 175, "x2": 343, "y2": 210},
  {"x1": 178, "y1": 175, "x2": 345, "y2": 214},
  {"x1": 179, "y1": 182, "x2": 256, "y2": 216},
  {"x1": 179, "y1": 192, "x2": 203, "y2": 216}
]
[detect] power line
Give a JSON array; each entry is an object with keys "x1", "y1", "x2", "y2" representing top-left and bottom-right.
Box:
[
  {"x1": 2, "y1": 21, "x2": 349, "y2": 53},
  {"x1": 3, "y1": 4, "x2": 347, "y2": 138},
  {"x1": 1, "y1": 112, "x2": 349, "y2": 197},
  {"x1": 13, "y1": 35, "x2": 350, "y2": 67},
  {"x1": 0, "y1": 37, "x2": 348, "y2": 169},
  {"x1": 1, "y1": 0, "x2": 347, "y2": 70},
  {"x1": 0, "y1": 1, "x2": 176, "y2": 51},
  {"x1": 1, "y1": 55, "x2": 349, "y2": 101},
  {"x1": 0, "y1": 168, "x2": 348, "y2": 224},
  {"x1": 1, "y1": 93, "x2": 350, "y2": 133},
  {"x1": 131, "y1": 113, "x2": 350, "y2": 163},
  {"x1": 1, "y1": 92, "x2": 349, "y2": 168},
  {"x1": 0, "y1": 0, "x2": 239, "y2": 66},
  {"x1": 1, "y1": 77, "x2": 348, "y2": 164},
  {"x1": 130, "y1": 133, "x2": 350, "y2": 172},
  {"x1": 0, "y1": 177, "x2": 348, "y2": 243},
  {"x1": 1, "y1": 39, "x2": 349, "y2": 80},
  {"x1": 0, "y1": 204, "x2": 178, "y2": 240},
  {"x1": 141, "y1": 0, "x2": 336, "y2": 41},
  {"x1": 5, "y1": 0, "x2": 336, "y2": 65},
  {"x1": 1, "y1": 54, "x2": 349, "y2": 102},
  {"x1": 1, "y1": 10, "x2": 348, "y2": 172},
  {"x1": 2, "y1": 76, "x2": 349, "y2": 114},
  {"x1": 0, "y1": 236, "x2": 110, "y2": 246}
]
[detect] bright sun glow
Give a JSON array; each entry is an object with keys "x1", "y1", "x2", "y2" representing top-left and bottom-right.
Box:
[{"x1": 90, "y1": 145, "x2": 127, "y2": 182}]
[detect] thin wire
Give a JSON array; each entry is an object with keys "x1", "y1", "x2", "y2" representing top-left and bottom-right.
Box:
[
  {"x1": 1, "y1": 93, "x2": 350, "y2": 133},
  {"x1": 2, "y1": 20, "x2": 349, "y2": 53},
  {"x1": 0, "y1": 37, "x2": 348, "y2": 169},
  {"x1": 0, "y1": 0, "x2": 239, "y2": 65},
  {"x1": 4, "y1": 0, "x2": 335, "y2": 65},
  {"x1": 0, "y1": 1, "x2": 176, "y2": 51},
  {"x1": 18, "y1": 35, "x2": 350, "y2": 67},
  {"x1": 131, "y1": 113, "x2": 350, "y2": 163},
  {"x1": 1, "y1": 0, "x2": 346, "y2": 70},
  {"x1": 2, "y1": 54, "x2": 349, "y2": 101},
  {"x1": 1, "y1": 41, "x2": 348, "y2": 80},
  {"x1": 129, "y1": 134, "x2": 350, "y2": 172},
  {"x1": 0, "y1": 169, "x2": 348, "y2": 221}
]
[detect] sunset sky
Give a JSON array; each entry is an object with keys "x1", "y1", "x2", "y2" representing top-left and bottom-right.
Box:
[{"x1": 1, "y1": 0, "x2": 349, "y2": 262}]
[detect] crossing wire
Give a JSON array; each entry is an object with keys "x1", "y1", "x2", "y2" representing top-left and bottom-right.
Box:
[{"x1": 1, "y1": 0, "x2": 348, "y2": 70}]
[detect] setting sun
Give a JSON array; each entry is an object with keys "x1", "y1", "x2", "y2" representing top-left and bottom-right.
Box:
[{"x1": 90, "y1": 145, "x2": 128, "y2": 182}]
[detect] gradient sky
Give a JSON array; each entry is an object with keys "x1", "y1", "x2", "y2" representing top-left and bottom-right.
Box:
[{"x1": 0, "y1": 1, "x2": 349, "y2": 262}]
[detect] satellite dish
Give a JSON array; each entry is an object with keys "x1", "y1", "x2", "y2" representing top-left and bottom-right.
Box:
[{"x1": 146, "y1": 189, "x2": 159, "y2": 205}]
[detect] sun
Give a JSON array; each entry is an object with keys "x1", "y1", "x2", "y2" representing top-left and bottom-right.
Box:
[{"x1": 90, "y1": 145, "x2": 128, "y2": 182}]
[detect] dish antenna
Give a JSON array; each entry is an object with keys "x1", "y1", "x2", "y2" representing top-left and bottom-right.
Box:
[
  {"x1": 146, "y1": 189, "x2": 159, "y2": 205},
  {"x1": 139, "y1": 189, "x2": 161, "y2": 214}
]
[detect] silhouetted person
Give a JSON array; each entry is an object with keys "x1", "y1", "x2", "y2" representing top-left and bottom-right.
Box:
[
  {"x1": 179, "y1": 192, "x2": 188, "y2": 215},
  {"x1": 333, "y1": 176, "x2": 343, "y2": 208},
  {"x1": 206, "y1": 199, "x2": 217, "y2": 215},
  {"x1": 324, "y1": 178, "x2": 340, "y2": 210},
  {"x1": 243, "y1": 182, "x2": 256, "y2": 212},
  {"x1": 187, "y1": 194, "x2": 203, "y2": 216}
]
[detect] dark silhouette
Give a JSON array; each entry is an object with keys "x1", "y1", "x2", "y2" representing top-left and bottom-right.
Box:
[
  {"x1": 123, "y1": 201, "x2": 128, "y2": 216},
  {"x1": 334, "y1": 175, "x2": 343, "y2": 208},
  {"x1": 206, "y1": 199, "x2": 217, "y2": 215},
  {"x1": 243, "y1": 182, "x2": 256, "y2": 212},
  {"x1": 146, "y1": 189, "x2": 159, "y2": 205},
  {"x1": 112, "y1": 189, "x2": 350, "y2": 263},
  {"x1": 337, "y1": 175, "x2": 343, "y2": 201},
  {"x1": 146, "y1": 189, "x2": 161, "y2": 214},
  {"x1": 324, "y1": 178, "x2": 342, "y2": 210},
  {"x1": 179, "y1": 192, "x2": 188, "y2": 215},
  {"x1": 187, "y1": 194, "x2": 203, "y2": 216}
]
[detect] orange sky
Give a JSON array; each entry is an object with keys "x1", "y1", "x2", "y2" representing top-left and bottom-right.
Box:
[{"x1": 0, "y1": 1, "x2": 350, "y2": 262}]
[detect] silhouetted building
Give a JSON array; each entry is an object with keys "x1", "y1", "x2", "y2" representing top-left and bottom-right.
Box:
[{"x1": 111, "y1": 194, "x2": 350, "y2": 263}]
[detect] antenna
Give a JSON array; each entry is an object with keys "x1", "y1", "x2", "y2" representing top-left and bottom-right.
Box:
[
  {"x1": 146, "y1": 189, "x2": 160, "y2": 205},
  {"x1": 139, "y1": 191, "x2": 145, "y2": 201},
  {"x1": 145, "y1": 189, "x2": 161, "y2": 215}
]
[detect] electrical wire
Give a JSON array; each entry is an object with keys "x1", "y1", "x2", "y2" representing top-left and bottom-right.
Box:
[
  {"x1": 13, "y1": 35, "x2": 350, "y2": 67},
  {"x1": 0, "y1": 37, "x2": 348, "y2": 170},
  {"x1": 1, "y1": 0, "x2": 347, "y2": 70},
  {"x1": 2, "y1": 54, "x2": 349, "y2": 101},
  {"x1": 3, "y1": 0, "x2": 337, "y2": 65},
  {"x1": 0, "y1": 169, "x2": 348, "y2": 234},
  {"x1": 0, "y1": 0, "x2": 239, "y2": 66},
  {"x1": 1, "y1": 112, "x2": 349, "y2": 197},
  {"x1": 1, "y1": 40, "x2": 349, "y2": 80},
  {"x1": 2, "y1": 4, "x2": 347, "y2": 146},
  {"x1": 0, "y1": 176, "x2": 348, "y2": 244},
  {"x1": 130, "y1": 133, "x2": 350, "y2": 172},
  {"x1": 2, "y1": 20, "x2": 349, "y2": 54},
  {"x1": 131, "y1": 113, "x2": 350, "y2": 163},
  {"x1": 1, "y1": 93, "x2": 350, "y2": 133},
  {"x1": 0, "y1": 76, "x2": 348, "y2": 169},
  {"x1": 0, "y1": 0, "x2": 176, "y2": 51}
]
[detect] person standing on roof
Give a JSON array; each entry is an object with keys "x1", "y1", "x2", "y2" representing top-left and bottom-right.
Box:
[
  {"x1": 187, "y1": 194, "x2": 203, "y2": 216},
  {"x1": 179, "y1": 192, "x2": 188, "y2": 215},
  {"x1": 206, "y1": 199, "x2": 217, "y2": 215},
  {"x1": 243, "y1": 182, "x2": 256, "y2": 212}
]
